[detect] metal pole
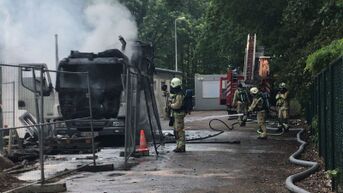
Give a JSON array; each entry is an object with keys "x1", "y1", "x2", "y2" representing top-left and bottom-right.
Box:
[
  {"x1": 12, "y1": 81, "x2": 15, "y2": 133},
  {"x1": 8, "y1": 81, "x2": 15, "y2": 155},
  {"x1": 86, "y1": 73, "x2": 96, "y2": 166},
  {"x1": 143, "y1": 78, "x2": 159, "y2": 157},
  {"x1": 55, "y1": 34, "x2": 59, "y2": 70},
  {"x1": 174, "y1": 19, "x2": 178, "y2": 72},
  {"x1": 124, "y1": 69, "x2": 132, "y2": 165},
  {"x1": 133, "y1": 74, "x2": 140, "y2": 156},
  {"x1": 0, "y1": 127, "x2": 2, "y2": 155},
  {"x1": 0, "y1": 128, "x2": 2, "y2": 155},
  {"x1": 0, "y1": 67, "x2": 3, "y2": 154},
  {"x1": 32, "y1": 69, "x2": 44, "y2": 183},
  {"x1": 147, "y1": 78, "x2": 164, "y2": 146},
  {"x1": 39, "y1": 69, "x2": 45, "y2": 183}
]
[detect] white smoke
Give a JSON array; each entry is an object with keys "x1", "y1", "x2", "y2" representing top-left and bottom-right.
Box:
[
  {"x1": 0, "y1": 0, "x2": 138, "y2": 130},
  {"x1": 82, "y1": 1, "x2": 137, "y2": 55},
  {"x1": 0, "y1": 0, "x2": 138, "y2": 70}
]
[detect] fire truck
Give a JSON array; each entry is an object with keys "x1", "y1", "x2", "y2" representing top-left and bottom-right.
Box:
[{"x1": 219, "y1": 34, "x2": 271, "y2": 113}]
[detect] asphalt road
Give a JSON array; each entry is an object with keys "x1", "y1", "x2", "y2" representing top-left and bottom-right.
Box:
[{"x1": 58, "y1": 111, "x2": 300, "y2": 193}]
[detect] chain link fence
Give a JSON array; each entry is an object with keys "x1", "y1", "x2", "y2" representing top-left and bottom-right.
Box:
[
  {"x1": 307, "y1": 56, "x2": 343, "y2": 192},
  {"x1": 0, "y1": 63, "x2": 98, "y2": 184}
]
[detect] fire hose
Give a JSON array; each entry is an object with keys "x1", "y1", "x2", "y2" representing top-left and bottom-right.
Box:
[
  {"x1": 164, "y1": 114, "x2": 284, "y2": 143},
  {"x1": 256, "y1": 124, "x2": 285, "y2": 136},
  {"x1": 285, "y1": 128, "x2": 319, "y2": 193},
  {"x1": 206, "y1": 118, "x2": 319, "y2": 193},
  {"x1": 164, "y1": 113, "x2": 319, "y2": 192},
  {"x1": 163, "y1": 114, "x2": 240, "y2": 144}
]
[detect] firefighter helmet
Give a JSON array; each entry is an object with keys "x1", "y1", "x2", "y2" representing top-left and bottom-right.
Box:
[
  {"x1": 250, "y1": 87, "x2": 259, "y2": 94},
  {"x1": 171, "y1": 77, "x2": 182, "y2": 88},
  {"x1": 279, "y1": 82, "x2": 286, "y2": 89}
]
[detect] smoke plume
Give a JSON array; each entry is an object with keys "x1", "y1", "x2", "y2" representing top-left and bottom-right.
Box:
[{"x1": 0, "y1": 0, "x2": 138, "y2": 70}]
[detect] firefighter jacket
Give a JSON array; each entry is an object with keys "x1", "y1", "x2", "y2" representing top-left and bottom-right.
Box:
[
  {"x1": 248, "y1": 95, "x2": 265, "y2": 112},
  {"x1": 276, "y1": 90, "x2": 289, "y2": 109},
  {"x1": 233, "y1": 88, "x2": 249, "y2": 106},
  {"x1": 170, "y1": 93, "x2": 185, "y2": 116}
]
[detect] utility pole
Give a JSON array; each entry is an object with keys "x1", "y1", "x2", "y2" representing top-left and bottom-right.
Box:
[
  {"x1": 174, "y1": 17, "x2": 186, "y2": 72},
  {"x1": 0, "y1": 66, "x2": 2, "y2": 154},
  {"x1": 55, "y1": 34, "x2": 59, "y2": 70}
]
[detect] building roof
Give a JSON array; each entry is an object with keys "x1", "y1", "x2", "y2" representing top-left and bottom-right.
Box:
[
  {"x1": 259, "y1": 56, "x2": 271, "y2": 59},
  {"x1": 155, "y1": 67, "x2": 183, "y2": 75}
]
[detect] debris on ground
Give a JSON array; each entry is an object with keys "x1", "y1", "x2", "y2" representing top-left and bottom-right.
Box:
[
  {"x1": 6, "y1": 148, "x2": 39, "y2": 163},
  {"x1": 0, "y1": 155, "x2": 14, "y2": 170},
  {"x1": 297, "y1": 140, "x2": 334, "y2": 193},
  {"x1": 3, "y1": 160, "x2": 27, "y2": 172},
  {"x1": 0, "y1": 172, "x2": 23, "y2": 191}
]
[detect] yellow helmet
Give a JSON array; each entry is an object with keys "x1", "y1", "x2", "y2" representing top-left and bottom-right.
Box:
[
  {"x1": 279, "y1": 82, "x2": 286, "y2": 89},
  {"x1": 250, "y1": 87, "x2": 259, "y2": 94},
  {"x1": 171, "y1": 77, "x2": 182, "y2": 88}
]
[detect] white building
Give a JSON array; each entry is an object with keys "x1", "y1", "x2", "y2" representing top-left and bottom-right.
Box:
[{"x1": 194, "y1": 74, "x2": 226, "y2": 110}]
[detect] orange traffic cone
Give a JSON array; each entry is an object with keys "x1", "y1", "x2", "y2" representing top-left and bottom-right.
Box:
[{"x1": 135, "y1": 129, "x2": 149, "y2": 156}]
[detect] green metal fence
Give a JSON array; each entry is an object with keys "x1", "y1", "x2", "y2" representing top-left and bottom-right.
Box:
[{"x1": 307, "y1": 56, "x2": 343, "y2": 192}]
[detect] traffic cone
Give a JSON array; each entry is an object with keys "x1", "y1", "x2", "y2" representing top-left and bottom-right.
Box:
[{"x1": 134, "y1": 129, "x2": 149, "y2": 156}]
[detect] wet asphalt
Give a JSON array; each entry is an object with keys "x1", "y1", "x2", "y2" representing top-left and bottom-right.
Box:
[{"x1": 18, "y1": 111, "x2": 300, "y2": 193}]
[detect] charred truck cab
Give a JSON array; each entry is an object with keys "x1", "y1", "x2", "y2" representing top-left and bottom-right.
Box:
[{"x1": 55, "y1": 49, "x2": 128, "y2": 139}]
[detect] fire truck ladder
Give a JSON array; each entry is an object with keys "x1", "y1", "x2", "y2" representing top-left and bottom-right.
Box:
[{"x1": 243, "y1": 34, "x2": 256, "y2": 82}]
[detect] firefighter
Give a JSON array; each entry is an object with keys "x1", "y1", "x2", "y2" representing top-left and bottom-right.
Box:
[
  {"x1": 232, "y1": 83, "x2": 249, "y2": 126},
  {"x1": 276, "y1": 82, "x2": 289, "y2": 131},
  {"x1": 248, "y1": 87, "x2": 267, "y2": 139},
  {"x1": 168, "y1": 77, "x2": 186, "y2": 153}
]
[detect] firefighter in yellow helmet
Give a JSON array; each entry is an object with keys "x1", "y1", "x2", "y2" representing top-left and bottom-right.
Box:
[
  {"x1": 232, "y1": 82, "x2": 250, "y2": 126},
  {"x1": 168, "y1": 77, "x2": 186, "y2": 152},
  {"x1": 276, "y1": 82, "x2": 289, "y2": 131},
  {"x1": 248, "y1": 87, "x2": 267, "y2": 139}
]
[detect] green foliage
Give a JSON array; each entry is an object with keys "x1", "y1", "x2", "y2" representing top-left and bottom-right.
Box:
[
  {"x1": 195, "y1": 0, "x2": 286, "y2": 73},
  {"x1": 121, "y1": 0, "x2": 208, "y2": 88},
  {"x1": 327, "y1": 168, "x2": 340, "y2": 178},
  {"x1": 305, "y1": 38, "x2": 343, "y2": 75},
  {"x1": 269, "y1": 0, "x2": 343, "y2": 106},
  {"x1": 121, "y1": 0, "x2": 343, "y2": 100}
]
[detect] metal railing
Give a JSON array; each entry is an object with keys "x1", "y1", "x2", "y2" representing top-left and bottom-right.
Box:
[
  {"x1": 123, "y1": 63, "x2": 164, "y2": 164},
  {"x1": 307, "y1": 56, "x2": 343, "y2": 192},
  {"x1": 0, "y1": 64, "x2": 97, "y2": 184},
  {"x1": 0, "y1": 60, "x2": 164, "y2": 184},
  {"x1": 1, "y1": 81, "x2": 15, "y2": 155}
]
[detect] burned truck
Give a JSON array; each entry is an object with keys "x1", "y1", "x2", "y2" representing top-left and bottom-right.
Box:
[
  {"x1": 54, "y1": 41, "x2": 155, "y2": 142},
  {"x1": 54, "y1": 49, "x2": 128, "y2": 139}
]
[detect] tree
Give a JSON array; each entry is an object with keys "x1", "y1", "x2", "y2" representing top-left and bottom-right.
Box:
[{"x1": 123, "y1": 0, "x2": 343, "y2": 105}]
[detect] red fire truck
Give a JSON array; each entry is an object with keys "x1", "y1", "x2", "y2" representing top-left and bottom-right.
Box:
[{"x1": 219, "y1": 34, "x2": 271, "y2": 113}]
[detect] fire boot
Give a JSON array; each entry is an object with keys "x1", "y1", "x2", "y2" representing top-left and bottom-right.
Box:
[{"x1": 173, "y1": 146, "x2": 186, "y2": 153}]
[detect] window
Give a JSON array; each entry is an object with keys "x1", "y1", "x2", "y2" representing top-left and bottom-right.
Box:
[
  {"x1": 221, "y1": 79, "x2": 226, "y2": 89},
  {"x1": 202, "y1": 80, "x2": 220, "y2": 98}
]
